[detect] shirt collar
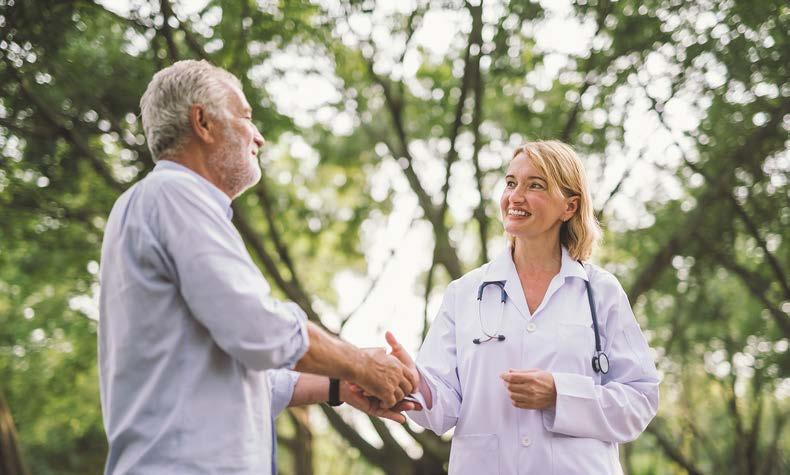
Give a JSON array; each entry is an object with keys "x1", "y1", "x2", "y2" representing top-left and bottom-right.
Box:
[
  {"x1": 485, "y1": 244, "x2": 589, "y2": 283},
  {"x1": 154, "y1": 160, "x2": 234, "y2": 220}
]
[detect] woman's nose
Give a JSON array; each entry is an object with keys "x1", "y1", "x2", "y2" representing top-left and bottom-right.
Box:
[{"x1": 509, "y1": 186, "x2": 527, "y2": 204}]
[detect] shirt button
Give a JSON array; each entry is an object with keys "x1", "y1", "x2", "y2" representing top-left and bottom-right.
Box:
[
  {"x1": 521, "y1": 437, "x2": 531, "y2": 447},
  {"x1": 526, "y1": 323, "x2": 537, "y2": 333}
]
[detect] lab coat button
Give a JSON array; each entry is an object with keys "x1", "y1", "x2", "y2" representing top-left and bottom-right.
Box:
[
  {"x1": 521, "y1": 437, "x2": 531, "y2": 447},
  {"x1": 526, "y1": 323, "x2": 537, "y2": 332}
]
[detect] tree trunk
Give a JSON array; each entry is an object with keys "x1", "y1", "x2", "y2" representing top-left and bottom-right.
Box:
[
  {"x1": 0, "y1": 389, "x2": 30, "y2": 475},
  {"x1": 288, "y1": 407, "x2": 314, "y2": 475}
]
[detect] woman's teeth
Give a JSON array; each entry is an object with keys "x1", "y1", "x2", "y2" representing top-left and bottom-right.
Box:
[{"x1": 508, "y1": 209, "x2": 530, "y2": 216}]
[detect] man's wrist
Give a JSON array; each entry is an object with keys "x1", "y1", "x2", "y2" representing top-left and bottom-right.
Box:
[{"x1": 346, "y1": 348, "x2": 370, "y2": 383}]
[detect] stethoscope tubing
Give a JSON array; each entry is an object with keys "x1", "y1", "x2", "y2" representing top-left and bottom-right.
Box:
[{"x1": 474, "y1": 262, "x2": 609, "y2": 374}]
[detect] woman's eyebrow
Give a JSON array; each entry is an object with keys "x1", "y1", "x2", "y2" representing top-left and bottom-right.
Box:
[{"x1": 506, "y1": 174, "x2": 546, "y2": 182}]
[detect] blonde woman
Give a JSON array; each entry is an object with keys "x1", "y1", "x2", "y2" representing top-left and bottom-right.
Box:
[{"x1": 389, "y1": 141, "x2": 659, "y2": 474}]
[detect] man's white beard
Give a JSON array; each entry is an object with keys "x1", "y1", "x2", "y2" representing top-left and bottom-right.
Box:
[{"x1": 210, "y1": 128, "x2": 261, "y2": 199}]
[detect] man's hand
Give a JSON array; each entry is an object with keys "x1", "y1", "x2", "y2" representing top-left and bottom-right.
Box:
[
  {"x1": 340, "y1": 382, "x2": 421, "y2": 423},
  {"x1": 352, "y1": 348, "x2": 417, "y2": 408},
  {"x1": 500, "y1": 369, "x2": 557, "y2": 410}
]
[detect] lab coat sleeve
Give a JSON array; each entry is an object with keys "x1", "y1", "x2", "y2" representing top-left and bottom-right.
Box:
[
  {"x1": 543, "y1": 281, "x2": 659, "y2": 443},
  {"x1": 405, "y1": 282, "x2": 462, "y2": 435}
]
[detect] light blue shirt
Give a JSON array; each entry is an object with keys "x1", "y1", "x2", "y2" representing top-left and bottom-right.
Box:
[
  {"x1": 406, "y1": 246, "x2": 659, "y2": 474},
  {"x1": 99, "y1": 160, "x2": 307, "y2": 474}
]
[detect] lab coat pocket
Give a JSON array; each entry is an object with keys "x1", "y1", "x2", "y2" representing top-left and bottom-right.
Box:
[
  {"x1": 448, "y1": 433, "x2": 500, "y2": 475},
  {"x1": 551, "y1": 433, "x2": 615, "y2": 474}
]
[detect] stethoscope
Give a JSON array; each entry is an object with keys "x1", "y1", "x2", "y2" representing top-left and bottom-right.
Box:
[{"x1": 473, "y1": 262, "x2": 610, "y2": 374}]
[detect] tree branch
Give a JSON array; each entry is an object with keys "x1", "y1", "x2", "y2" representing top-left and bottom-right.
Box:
[
  {"x1": 401, "y1": 423, "x2": 450, "y2": 465},
  {"x1": 4, "y1": 59, "x2": 124, "y2": 192},
  {"x1": 158, "y1": 0, "x2": 180, "y2": 61},
  {"x1": 340, "y1": 215, "x2": 417, "y2": 330},
  {"x1": 703, "y1": 241, "x2": 790, "y2": 336},
  {"x1": 645, "y1": 422, "x2": 705, "y2": 475},
  {"x1": 438, "y1": 1, "x2": 483, "y2": 219},
  {"x1": 627, "y1": 97, "x2": 790, "y2": 303},
  {"x1": 559, "y1": 0, "x2": 613, "y2": 141},
  {"x1": 231, "y1": 205, "x2": 331, "y2": 332},
  {"x1": 595, "y1": 145, "x2": 646, "y2": 221},
  {"x1": 368, "y1": 415, "x2": 411, "y2": 465},
  {"x1": 640, "y1": 83, "x2": 790, "y2": 300},
  {"x1": 318, "y1": 405, "x2": 387, "y2": 468},
  {"x1": 422, "y1": 255, "x2": 437, "y2": 342}
]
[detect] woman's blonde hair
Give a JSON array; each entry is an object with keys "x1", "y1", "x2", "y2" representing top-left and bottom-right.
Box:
[{"x1": 507, "y1": 140, "x2": 601, "y2": 261}]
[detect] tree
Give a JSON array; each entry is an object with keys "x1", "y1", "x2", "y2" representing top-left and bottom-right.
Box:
[
  {"x1": 0, "y1": 0, "x2": 787, "y2": 474},
  {"x1": 1, "y1": 389, "x2": 29, "y2": 475}
]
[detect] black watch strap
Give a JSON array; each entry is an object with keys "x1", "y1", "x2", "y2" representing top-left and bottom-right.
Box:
[{"x1": 327, "y1": 378, "x2": 344, "y2": 407}]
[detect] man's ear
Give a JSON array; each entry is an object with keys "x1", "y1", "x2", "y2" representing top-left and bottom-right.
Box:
[
  {"x1": 189, "y1": 104, "x2": 215, "y2": 144},
  {"x1": 563, "y1": 196, "x2": 579, "y2": 222}
]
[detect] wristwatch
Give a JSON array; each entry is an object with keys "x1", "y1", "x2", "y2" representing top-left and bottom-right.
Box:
[{"x1": 327, "y1": 378, "x2": 344, "y2": 407}]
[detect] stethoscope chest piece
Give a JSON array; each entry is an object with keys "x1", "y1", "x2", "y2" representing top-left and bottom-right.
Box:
[{"x1": 592, "y1": 352, "x2": 610, "y2": 374}]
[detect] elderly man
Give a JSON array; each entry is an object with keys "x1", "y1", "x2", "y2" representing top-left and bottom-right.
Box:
[{"x1": 98, "y1": 60, "x2": 417, "y2": 474}]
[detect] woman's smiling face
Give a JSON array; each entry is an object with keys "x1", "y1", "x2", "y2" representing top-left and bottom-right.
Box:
[{"x1": 500, "y1": 152, "x2": 575, "y2": 242}]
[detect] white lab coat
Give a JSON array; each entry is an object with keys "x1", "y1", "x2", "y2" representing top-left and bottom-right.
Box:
[{"x1": 406, "y1": 246, "x2": 659, "y2": 475}]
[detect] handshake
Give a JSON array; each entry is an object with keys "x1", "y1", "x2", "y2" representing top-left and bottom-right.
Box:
[{"x1": 336, "y1": 332, "x2": 423, "y2": 423}]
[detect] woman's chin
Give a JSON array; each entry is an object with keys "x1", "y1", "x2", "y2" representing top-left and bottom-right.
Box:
[
  {"x1": 505, "y1": 227, "x2": 529, "y2": 240},
  {"x1": 504, "y1": 220, "x2": 529, "y2": 235}
]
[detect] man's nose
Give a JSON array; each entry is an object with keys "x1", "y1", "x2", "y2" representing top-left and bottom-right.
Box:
[{"x1": 253, "y1": 128, "x2": 265, "y2": 148}]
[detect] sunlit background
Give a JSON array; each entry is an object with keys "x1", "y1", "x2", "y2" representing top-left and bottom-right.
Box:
[{"x1": 1, "y1": 0, "x2": 787, "y2": 474}]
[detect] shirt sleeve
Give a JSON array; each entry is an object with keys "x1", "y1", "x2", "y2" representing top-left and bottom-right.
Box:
[
  {"x1": 267, "y1": 369, "x2": 301, "y2": 418},
  {"x1": 152, "y1": 178, "x2": 309, "y2": 371},
  {"x1": 405, "y1": 282, "x2": 463, "y2": 435},
  {"x1": 543, "y1": 278, "x2": 660, "y2": 443}
]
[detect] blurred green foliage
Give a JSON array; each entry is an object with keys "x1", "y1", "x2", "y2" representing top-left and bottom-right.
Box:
[{"x1": 0, "y1": 0, "x2": 787, "y2": 474}]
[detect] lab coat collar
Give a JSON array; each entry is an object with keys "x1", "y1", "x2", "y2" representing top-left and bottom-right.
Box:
[
  {"x1": 483, "y1": 244, "x2": 589, "y2": 319},
  {"x1": 559, "y1": 246, "x2": 590, "y2": 282}
]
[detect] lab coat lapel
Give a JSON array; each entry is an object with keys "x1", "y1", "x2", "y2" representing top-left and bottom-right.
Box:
[{"x1": 485, "y1": 248, "x2": 529, "y2": 320}]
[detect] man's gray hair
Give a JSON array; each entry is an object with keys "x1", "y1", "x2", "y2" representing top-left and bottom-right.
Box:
[{"x1": 140, "y1": 60, "x2": 242, "y2": 162}]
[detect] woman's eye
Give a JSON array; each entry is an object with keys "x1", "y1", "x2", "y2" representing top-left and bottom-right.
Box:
[
  {"x1": 530, "y1": 182, "x2": 544, "y2": 189},
  {"x1": 506, "y1": 181, "x2": 516, "y2": 188}
]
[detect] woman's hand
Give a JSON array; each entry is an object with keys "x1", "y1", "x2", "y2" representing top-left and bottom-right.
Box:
[
  {"x1": 340, "y1": 381, "x2": 421, "y2": 423},
  {"x1": 500, "y1": 369, "x2": 557, "y2": 410},
  {"x1": 385, "y1": 331, "x2": 419, "y2": 387}
]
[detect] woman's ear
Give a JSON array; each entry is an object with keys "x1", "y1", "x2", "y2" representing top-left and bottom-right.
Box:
[
  {"x1": 563, "y1": 196, "x2": 579, "y2": 222},
  {"x1": 189, "y1": 104, "x2": 215, "y2": 144}
]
